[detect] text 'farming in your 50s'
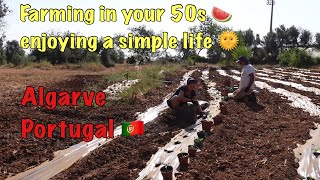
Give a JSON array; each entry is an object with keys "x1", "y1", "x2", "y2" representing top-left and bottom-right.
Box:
[{"x1": 21, "y1": 86, "x2": 107, "y2": 109}]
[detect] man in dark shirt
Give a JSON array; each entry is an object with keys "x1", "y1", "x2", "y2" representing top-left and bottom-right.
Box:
[{"x1": 167, "y1": 77, "x2": 203, "y2": 117}]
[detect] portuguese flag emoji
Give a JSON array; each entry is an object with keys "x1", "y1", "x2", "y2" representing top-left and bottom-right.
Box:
[{"x1": 122, "y1": 120, "x2": 144, "y2": 137}]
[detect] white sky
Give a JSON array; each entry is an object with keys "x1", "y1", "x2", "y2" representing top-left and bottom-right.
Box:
[{"x1": 2, "y1": 0, "x2": 320, "y2": 56}]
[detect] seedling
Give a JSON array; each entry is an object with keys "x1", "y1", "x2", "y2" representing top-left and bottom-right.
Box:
[{"x1": 194, "y1": 138, "x2": 204, "y2": 148}]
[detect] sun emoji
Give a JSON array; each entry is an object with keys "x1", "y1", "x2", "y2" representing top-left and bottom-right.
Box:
[{"x1": 219, "y1": 31, "x2": 239, "y2": 51}]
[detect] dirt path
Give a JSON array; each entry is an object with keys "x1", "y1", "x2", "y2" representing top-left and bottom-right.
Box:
[{"x1": 178, "y1": 68, "x2": 320, "y2": 179}]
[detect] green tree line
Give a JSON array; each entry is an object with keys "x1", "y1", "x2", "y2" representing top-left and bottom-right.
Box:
[{"x1": 0, "y1": 1, "x2": 319, "y2": 68}]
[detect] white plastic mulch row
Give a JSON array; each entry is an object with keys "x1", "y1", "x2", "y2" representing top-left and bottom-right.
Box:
[
  {"x1": 217, "y1": 69, "x2": 320, "y2": 117},
  {"x1": 256, "y1": 72, "x2": 320, "y2": 87},
  {"x1": 276, "y1": 67, "x2": 320, "y2": 76},
  {"x1": 217, "y1": 69, "x2": 320, "y2": 179},
  {"x1": 260, "y1": 68, "x2": 320, "y2": 82},
  {"x1": 232, "y1": 69, "x2": 320, "y2": 95},
  {"x1": 137, "y1": 69, "x2": 220, "y2": 180},
  {"x1": 9, "y1": 70, "x2": 197, "y2": 180},
  {"x1": 103, "y1": 79, "x2": 139, "y2": 99}
]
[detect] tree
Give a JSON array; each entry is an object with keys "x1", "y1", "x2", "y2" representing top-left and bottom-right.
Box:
[
  {"x1": 263, "y1": 32, "x2": 278, "y2": 63},
  {"x1": 286, "y1": 26, "x2": 300, "y2": 47},
  {"x1": 128, "y1": 25, "x2": 156, "y2": 62},
  {"x1": 0, "y1": 1, "x2": 10, "y2": 65},
  {"x1": 275, "y1": 25, "x2": 287, "y2": 51},
  {"x1": 299, "y1": 29, "x2": 312, "y2": 48},
  {"x1": 255, "y1": 34, "x2": 261, "y2": 46},
  {"x1": 0, "y1": 0, "x2": 9, "y2": 30},
  {"x1": 5, "y1": 40, "x2": 25, "y2": 66},
  {"x1": 188, "y1": 25, "x2": 202, "y2": 55},
  {"x1": 100, "y1": 48, "x2": 115, "y2": 67},
  {"x1": 314, "y1": 33, "x2": 320, "y2": 47},
  {"x1": 243, "y1": 29, "x2": 254, "y2": 47},
  {"x1": 175, "y1": 38, "x2": 196, "y2": 60},
  {"x1": 195, "y1": 16, "x2": 225, "y2": 62},
  {"x1": 0, "y1": 34, "x2": 5, "y2": 65}
]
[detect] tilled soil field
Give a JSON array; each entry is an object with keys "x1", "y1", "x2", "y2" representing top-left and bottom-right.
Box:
[
  {"x1": 178, "y1": 67, "x2": 320, "y2": 179},
  {"x1": 2, "y1": 66, "x2": 320, "y2": 180},
  {"x1": 255, "y1": 70, "x2": 320, "y2": 90},
  {"x1": 52, "y1": 70, "x2": 212, "y2": 179},
  {"x1": 227, "y1": 70, "x2": 320, "y2": 106},
  {"x1": 0, "y1": 67, "x2": 186, "y2": 179}
]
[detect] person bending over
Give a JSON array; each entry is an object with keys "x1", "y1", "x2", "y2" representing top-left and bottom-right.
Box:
[{"x1": 167, "y1": 77, "x2": 203, "y2": 117}]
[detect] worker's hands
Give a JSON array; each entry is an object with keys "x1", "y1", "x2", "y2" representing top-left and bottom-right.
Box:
[{"x1": 233, "y1": 89, "x2": 240, "y2": 95}]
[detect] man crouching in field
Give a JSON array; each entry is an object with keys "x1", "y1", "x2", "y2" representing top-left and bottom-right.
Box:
[
  {"x1": 167, "y1": 78, "x2": 204, "y2": 119},
  {"x1": 229, "y1": 56, "x2": 257, "y2": 102}
]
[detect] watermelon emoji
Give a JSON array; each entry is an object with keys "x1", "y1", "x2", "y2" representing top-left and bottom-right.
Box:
[{"x1": 212, "y1": 6, "x2": 232, "y2": 22}]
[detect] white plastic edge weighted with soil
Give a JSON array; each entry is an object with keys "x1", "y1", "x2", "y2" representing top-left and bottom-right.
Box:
[
  {"x1": 273, "y1": 68, "x2": 320, "y2": 79},
  {"x1": 7, "y1": 70, "x2": 197, "y2": 180},
  {"x1": 259, "y1": 69, "x2": 320, "y2": 83},
  {"x1": 217, "y1": 69, "x2": 320, "y2": 180},
  {"x1": 136, "y1": 70, "x2": 220, "y2": 180},
  {"x1": 275, "y1": 67, "x2": 320, "y2": 75},
  {"x1": 256, "y1": 71, "x2": 320, "y2": 86},
  {"x1": 103, "y1": 79, "x2": 139, "y2": 99}
]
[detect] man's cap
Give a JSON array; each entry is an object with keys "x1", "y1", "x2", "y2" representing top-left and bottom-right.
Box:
[
  {"x1": 187, "y1": 77, "x2": 197, "y2": 85},
  {"x1": 236, "y1": 56, "x2": 249, "y2": 63}
]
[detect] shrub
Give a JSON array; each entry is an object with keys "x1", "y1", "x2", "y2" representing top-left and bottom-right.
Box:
[
  {"x1": 11, "y1": 53, "x2": 25, "y2": 66},
  {"x1": 189, "y1": 54, "x2": 207, "y2": 63},
  {"x1": 278, "y1": 48, "x2": 316, "y2": 68},
  {"x1": 251, "y1": 48, "x2": 267, "y2": 64},
  {"x1": 22, "y1": 55, "x2": 36, "y2": 67},
  {"x1": 100, "y1": 49, "x2": 115, "y2": 67},
  {"x1": 127, "y1": 56, "x2": 136, "y2": 64},
  {"x1": 186, "y1": 56, "x2": 195, "y2": 66},
  {"x1": 220, "y1": 59, "x2": 237, "y2": 67},
  {"x1": 231, "y1": 45, "x2": 252, "y2": 62},
  {"x1": 30, "y1": 60, "x2": 53, "y2": 70},
  {"x1": 85, "y1": 52, "x2": 100, "y2": 63}
]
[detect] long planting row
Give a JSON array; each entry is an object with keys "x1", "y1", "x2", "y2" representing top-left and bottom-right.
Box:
[
  {"x1": 177, "y1": 68, "x2": 320, "y2": 179},
  {"x1": 1, "y1": 68, "x2": 185, "y2": 180},
  {"x1": 258, "y1": 69, "x2": 320, "y2": 85},
  {"x1": 228, "y1": 69, "x2": 320, "y2": 106},
  {"x1": 274, "y1": 68, "x2": 320, "y2": 78},
  {"x1": 51, "y1": 70, "x2": 212, "y2": 179}
]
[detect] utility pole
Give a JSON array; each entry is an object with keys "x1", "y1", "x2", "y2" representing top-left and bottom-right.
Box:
[{"x1": 267, "y1": 0, "x2": 275, "y2": 33}]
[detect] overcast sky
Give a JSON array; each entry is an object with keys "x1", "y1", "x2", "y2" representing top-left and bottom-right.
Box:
[{"x1": 2, "y1": 0, "x2": 320, "y2": 55}]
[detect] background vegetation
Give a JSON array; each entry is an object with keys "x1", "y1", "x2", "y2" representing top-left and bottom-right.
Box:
[{"x1": 0, "y1": 1, "x2": 319, "y2": 68}]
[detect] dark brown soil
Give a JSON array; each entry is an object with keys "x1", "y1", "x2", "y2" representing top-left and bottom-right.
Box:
[
  {"x1": 0, "y1": 68, "x2": 187, "y2": 179},
  {"x1": 52, "y1": 70, "x2": 211, "y2": 180},
  {"x1": 3, "y1": 66, "x2": 319, "y2": 180},
  {"x1": 178, "y1": 68, "x2": 320, "y2": 180}
]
